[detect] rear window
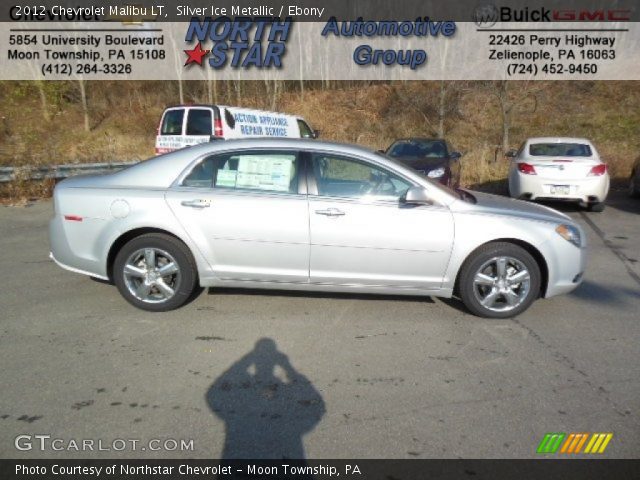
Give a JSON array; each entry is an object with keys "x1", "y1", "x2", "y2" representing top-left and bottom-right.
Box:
[
  {"x1": 160, "y1": 109, "x2": 184, "y2": 135},
  {"x1": 186, "y1": 109, "x2": 212, "y2": 136},
  {"x1": 529, "y1": 143, "x2": 592, "y2": 157}
]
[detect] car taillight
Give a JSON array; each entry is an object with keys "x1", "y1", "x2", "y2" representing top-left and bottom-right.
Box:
[
  {"x1": 588, "y1": 164, "x2": 607, "y2": 176},
  {"x1": 517, "y1": 163, "x2": 536, "y2": 175},
  {"x1": 214, "y1": 118, "x2": 223, "y2": 137}
]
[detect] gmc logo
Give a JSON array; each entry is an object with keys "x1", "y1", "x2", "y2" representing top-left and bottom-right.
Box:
[{"x1": 553, "y1": 9, "x2": 631, "y2": 21}]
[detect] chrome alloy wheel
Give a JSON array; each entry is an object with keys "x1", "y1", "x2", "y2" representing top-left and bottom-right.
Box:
[
  {"x1": 123, "y1": 248, "x2": 181, "y2": 304},
  {"x1": 472, "y1": 256, "x2": 531, "y2": 313}
]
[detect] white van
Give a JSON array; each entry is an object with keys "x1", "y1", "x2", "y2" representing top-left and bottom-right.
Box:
[{"x1": 155, "y1": 105, "x2": 317, "y2": 155}]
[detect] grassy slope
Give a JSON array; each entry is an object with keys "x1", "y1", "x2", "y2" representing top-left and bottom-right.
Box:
[{"x1": 1, "y1": 81, "x2": 638, "y2": 192}]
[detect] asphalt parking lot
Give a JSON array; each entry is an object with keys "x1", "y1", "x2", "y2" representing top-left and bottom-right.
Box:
[{"x1": 0, "y1": 188, "x2": 638, "y2": 459}]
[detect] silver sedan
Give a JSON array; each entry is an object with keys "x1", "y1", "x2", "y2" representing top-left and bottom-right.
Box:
[{"x1": 49, "y1": 138, "x2": 586, "y2": 318}]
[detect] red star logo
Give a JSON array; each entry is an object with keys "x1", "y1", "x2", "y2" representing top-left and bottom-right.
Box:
[{"x1": 184, "y1": 42, "x2": 210, "y2": 66}]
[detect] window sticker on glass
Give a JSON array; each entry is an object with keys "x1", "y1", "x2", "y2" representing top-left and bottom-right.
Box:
[
  {"x1": 216, "y1": 169, "x2": 237, "y2": 188},
  {"x1": 236, "y1": 155, "x2": 295, "y2": 192}
]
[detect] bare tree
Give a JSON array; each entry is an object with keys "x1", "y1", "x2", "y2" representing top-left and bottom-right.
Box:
[
  {"x1": 167, "y1": 25, "x2": 185, "y2": 103},
  {"x1": 78, "y1": 78, "x2": 90, "y2": 132},
  {"x1": 485, "y1": 81, "x2": 541, "y2": 153},
  {"x1": 35, "y1": 81, "x2": 50, "y2": 121}
]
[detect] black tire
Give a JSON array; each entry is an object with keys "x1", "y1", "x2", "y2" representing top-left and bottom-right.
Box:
[
  {"x1": 458, "y1": 242, "x2": 541, "y2": 319},
  {"x1": 113, "y1": 233, "x2": 197, "y2": 312},
  {"x1": 587, "y1": 202, "x2": 605, "y2": 212},
  {"x1": 630, "y1": 173, "x2": 640, "y2": 198}
]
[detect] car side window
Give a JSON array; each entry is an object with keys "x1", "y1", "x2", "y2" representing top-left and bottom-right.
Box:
[
  {"x1": 186, "y1": 109, "x2": 212, "y2": 136},
  {"x1": 297, "y1": 120, "x2": 314, "y2": 138},
  {"x1": 161, "y1": 109, "x2": 184, "y2": 135},
  {"x1": 182, "y1": 151, "x2": 299, "y2": 194},
  {"x1": 311, "y1": 153, "x2": 411, "y2": 200}
]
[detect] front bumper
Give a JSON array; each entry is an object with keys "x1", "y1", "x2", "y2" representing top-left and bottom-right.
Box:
[{"x1": 539, "y1": 233, "x2": 587, "y2": 298}]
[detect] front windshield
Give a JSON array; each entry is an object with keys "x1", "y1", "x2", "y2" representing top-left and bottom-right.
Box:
[{"x1": 388, "y1": 140, "x2": 448, "y2": 158}]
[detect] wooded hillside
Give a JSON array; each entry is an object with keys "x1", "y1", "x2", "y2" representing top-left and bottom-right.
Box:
[{"x1": 1, "y1": 80, "x2": 638, "y2": 190}]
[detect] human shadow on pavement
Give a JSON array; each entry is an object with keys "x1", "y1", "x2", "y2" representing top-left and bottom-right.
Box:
[{"x1": 206, "y1": 338, "x2": 325, "y2": 460}]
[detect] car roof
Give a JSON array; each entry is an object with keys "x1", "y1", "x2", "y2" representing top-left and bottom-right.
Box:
[
  {"x1": 526, "y1": 137, "x2": 592, "y2": 144},
  {"x1": 391, "y1": 138, "x2": 446, "y2": 143},
  {"x1": 174, "y1": 138, "x2": 376, "y2": 159}
]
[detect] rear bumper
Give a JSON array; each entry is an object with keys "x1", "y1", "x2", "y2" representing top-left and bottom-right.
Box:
[
  {"x1": 49, "y1": 252, "x2": 109, "y2": 280},
  {"x1": 510, "y1": 173, "x2": 609, "y2": 204},
  {"x1": 49, "y1": 215, "x2": 109, "y2": 280}
]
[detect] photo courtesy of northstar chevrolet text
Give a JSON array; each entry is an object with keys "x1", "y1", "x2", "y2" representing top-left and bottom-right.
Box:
[{"x1": 0, "y1": 0, "x2": 639, "y2": 478}]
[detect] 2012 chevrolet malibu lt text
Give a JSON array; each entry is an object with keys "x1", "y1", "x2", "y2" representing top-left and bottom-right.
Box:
[{"x1": 49, "y1": 138, "x2": 586, "y2": 318}]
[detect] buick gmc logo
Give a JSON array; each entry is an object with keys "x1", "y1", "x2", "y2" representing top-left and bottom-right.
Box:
[
  {"x1": 473, "y1": 4, "x2": 499, "y2": 28},
  {"x1": 472, "y1": 4, "x2": 631, "y2": 27}
]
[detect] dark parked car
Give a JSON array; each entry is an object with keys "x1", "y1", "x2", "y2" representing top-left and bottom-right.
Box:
[
  {"x1": 630, "y1": 156, "x2": 640, "y2": 197},
  {"x1": 384, "y1": 138, "x2": 462, "y2": 188}
]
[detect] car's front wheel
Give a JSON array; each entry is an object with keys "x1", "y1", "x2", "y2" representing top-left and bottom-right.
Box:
[
  {"x1": 114, "y1": 233, "x2": 197, "y2": 312},
  {"x1": 458, "y1": 242, "x2": 541, "y2": 319}
]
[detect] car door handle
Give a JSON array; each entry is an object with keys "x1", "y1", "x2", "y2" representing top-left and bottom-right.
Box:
[
  {"x1": 315, "y1": 208, "x2": 345, "y2": 217},
  {"x1": 181, "y1": 199, "x2": 210, "y2": 209}
]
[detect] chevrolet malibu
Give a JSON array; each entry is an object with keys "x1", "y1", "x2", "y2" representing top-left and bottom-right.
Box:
[{"x1": 50, "y1": 138, "x2": 586, "y2": 318}]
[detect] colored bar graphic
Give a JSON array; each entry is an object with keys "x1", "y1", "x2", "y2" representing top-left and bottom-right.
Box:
[
  {"x1": 560, "y1": 433, "x2": 589, "y2": 453},
  {"x1": 537, "y1": 433, "x2": 565, "y2": 453},
  {"x1": 538, "y1": 433, "x2": 613, "y2": 454}
]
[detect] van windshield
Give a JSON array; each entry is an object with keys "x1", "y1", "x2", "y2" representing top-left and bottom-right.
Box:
[{"x1": 160, "y1": 110, "x2": 184, "y2": 135}]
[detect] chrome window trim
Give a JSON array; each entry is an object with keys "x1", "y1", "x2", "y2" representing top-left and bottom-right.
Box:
[{"x1": 172, "y1": 148, "x2": 305, "y2": 197}]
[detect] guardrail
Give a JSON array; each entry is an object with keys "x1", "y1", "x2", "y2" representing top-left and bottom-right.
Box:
[{"x1": 0, "y1": 162, "x2": 139, "y2": 183}]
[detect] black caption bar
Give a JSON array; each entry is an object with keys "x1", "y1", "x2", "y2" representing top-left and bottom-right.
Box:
[
  {"x1": 1, "y1": 0, "x2": 639, "y2": 22},
  {"x1": 2, "y1": 460, "x2": 640, "y2": 480}
]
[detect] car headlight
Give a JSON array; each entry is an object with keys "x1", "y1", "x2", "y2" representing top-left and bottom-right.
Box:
[
  {"x1": 556, "y1": 224, "x2": 581, "y2": 247},
  {"x1": 427, "y1": 167, "x2": 446, "y2": 178}
]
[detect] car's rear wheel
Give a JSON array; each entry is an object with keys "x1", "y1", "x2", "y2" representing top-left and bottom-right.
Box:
[
  {"x1": 114, "y1": 233, "x2": 197, "y2": 312},
  {"x1": 459, "y1": 242, "x2": 541, "y2": 319}
]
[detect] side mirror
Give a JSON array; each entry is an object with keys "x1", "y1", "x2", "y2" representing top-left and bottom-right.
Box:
[
  {"x1": 311, "y1": 130, "x2": 320, "y2": 139},
  {"x1": 378, "y1": 149, "x2": 386, "y2": 154},
  {"x1": 450, "y1": 151, "x2": 462, "y2": 160},
  {"x1": 401, "y1": 186, "x2": 432, "y2": 206},
  {"x1": 505, "y1": 149, "x2": 517, "y2": 158}
]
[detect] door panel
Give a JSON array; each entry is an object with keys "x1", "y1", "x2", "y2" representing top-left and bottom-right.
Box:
[
  {"x1": 309, "y1": 199, "x2": 453, "y2": 288},
  {"x1": 165, "y1": 150, "x2": 309, "y2": 283},
  {"x1": 308, "y1": 153, "x2": 454, "y2": 289}
]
